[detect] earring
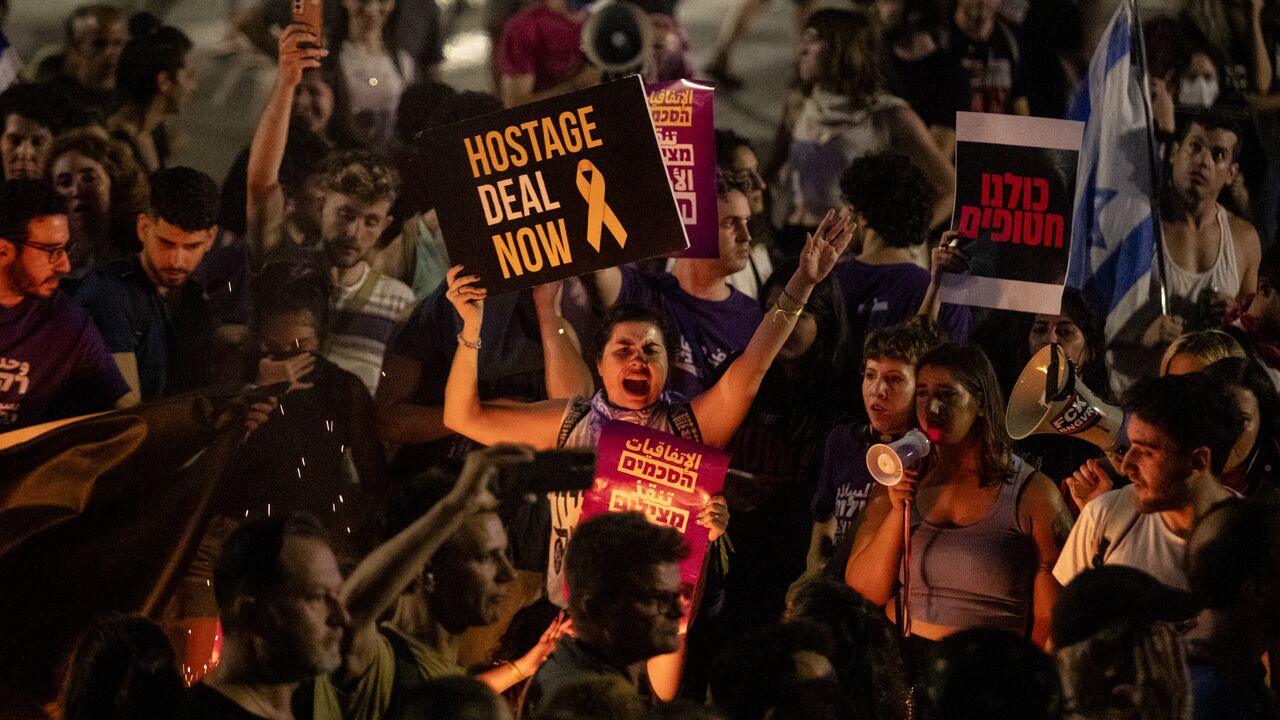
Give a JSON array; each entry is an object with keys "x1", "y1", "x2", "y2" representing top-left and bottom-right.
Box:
[{"x1": 423, "y1": 572, "x2": 436, "y2": 595}]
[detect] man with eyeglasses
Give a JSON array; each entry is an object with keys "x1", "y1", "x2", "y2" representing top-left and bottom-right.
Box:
[
  {"x1": 523, "y1": 511, "x2": 689, "y2": 715},
  {"x1": 0, "y1": 179, "x2": 131, "y2": 431},
  {"x1": 76, "y1": 166, "x2": 219, "y2": 402}
]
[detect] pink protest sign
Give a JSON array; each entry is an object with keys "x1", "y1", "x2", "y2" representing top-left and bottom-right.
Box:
[
  {"x1": 581, "y1": 421, "x2": 728, "y2": 593},
  {"x1": 646, "y1": 80, "x2": 718, "y2": 258}
]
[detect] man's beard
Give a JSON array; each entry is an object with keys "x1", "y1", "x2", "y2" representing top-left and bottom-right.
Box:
[
  {"x1": 323, "y1": 238, "x2": 365, "y2": 270},
  {"x1": 260, "y1": 628, "x2": 341, "y2": 681},
  {"x1": 1135, "y1": 472, "x2": 1196, "y2": 514},
  {"x1": 142, "y1": 253, "x2": 189, "y2": 289},
  {"x1": 6, "y1": 260, "x2": 52, "y2": 297}
]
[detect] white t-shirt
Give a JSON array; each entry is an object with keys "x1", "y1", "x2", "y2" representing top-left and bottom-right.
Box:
[{"x1": 1053, "y1": 486, "x2": 1189, "y2": 591}]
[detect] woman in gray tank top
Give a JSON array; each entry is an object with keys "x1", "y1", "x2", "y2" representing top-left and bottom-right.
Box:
[{"x1": 846, "y1": 344, "x2": 1073, "y2": 650}]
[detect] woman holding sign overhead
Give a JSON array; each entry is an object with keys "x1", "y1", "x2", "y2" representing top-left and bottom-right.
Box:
[
  {"x1": 442, "y1": 210, "x2": 851, "y2": 451},
  {"x1": 441, "y1": 210, "x2": 851, "y2": 696}
]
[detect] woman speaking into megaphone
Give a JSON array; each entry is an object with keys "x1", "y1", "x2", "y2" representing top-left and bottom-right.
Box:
[
  {"x1": 920, "y1": 232, "x2": 1122, "y2": 515},
  {"x1": 844, "y1": 343, "x2": 1073, "y2": 655}
]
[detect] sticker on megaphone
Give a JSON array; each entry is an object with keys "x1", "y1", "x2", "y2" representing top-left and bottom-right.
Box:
[{"x1": 866, "y1": 429, "x2": 932, "y2": 486}]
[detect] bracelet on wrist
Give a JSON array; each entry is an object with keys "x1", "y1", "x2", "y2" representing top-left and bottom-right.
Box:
[
  {"x1": 771, "y1": 302, "x2": 805, "y2": 321},
  {"x1": 772, "y1": 287, "x2": 806, "y2": 320},
  {"x1": 780, "y1": 285, "x2": 805, "y2": 308},
  {"x1": 456, "y1": 333, "x2": 482, "y2": 350},
  {"x1": 506, "y1": 660, "x2": 527, "y2": 680}
]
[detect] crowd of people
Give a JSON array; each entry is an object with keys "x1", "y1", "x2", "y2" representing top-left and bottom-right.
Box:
[{"x1": 2, "y1": 0, "x2": 1280, "y2": 718}]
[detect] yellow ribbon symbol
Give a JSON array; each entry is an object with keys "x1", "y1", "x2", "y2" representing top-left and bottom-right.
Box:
[{"x1": 575, "y1": 159, "x2": 627, "y2": 252}]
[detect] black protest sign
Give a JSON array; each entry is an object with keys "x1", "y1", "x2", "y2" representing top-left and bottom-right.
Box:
[
  {"x1": 941, "y1": 112, "x2": 1084, "y2": 315},
  {"x1": 420, "y1": 76, "x2": 689, "y2": 294}
]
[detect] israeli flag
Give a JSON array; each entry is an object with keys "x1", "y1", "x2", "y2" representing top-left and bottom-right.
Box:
[
  {"x1": 0, "y1": 31, "x2": 20, "y2": 93},
  {"x1": 1065, "y1": 0, "x2": 1162, "y2": 343}
]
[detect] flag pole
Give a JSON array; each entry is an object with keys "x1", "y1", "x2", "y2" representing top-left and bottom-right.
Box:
[{"x1": 1129, "y1": 0, "x2": 1170, "y2": 315}]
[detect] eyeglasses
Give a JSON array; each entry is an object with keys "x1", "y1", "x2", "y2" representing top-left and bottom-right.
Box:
[{"x1": 20, "y1": 239, "x2": 77, "y2": 264}]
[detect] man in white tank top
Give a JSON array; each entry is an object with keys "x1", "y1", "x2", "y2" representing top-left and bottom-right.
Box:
[{"x1": 1109, "y1": 114, "x2": 1261, "y2": 393}]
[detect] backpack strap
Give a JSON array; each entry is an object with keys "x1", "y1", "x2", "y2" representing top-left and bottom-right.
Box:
[
  {"x1": 1091, "y1": 509, "x2": 1141, "y2": 569},
  {"x1": 344, "y1": 266, "x2": 384, "y2": 317},
  {"x1": 380, "y1": 625, "x2": 426, "y2": 713},
  {"x1": 556, "y1": 396, "x2": 593, "y2": 448},
  {"x1": 556, "y1": 396, "x2": 700, "y2": 446},
  {"x1": 291, "y1": 677, "x2": 316, "y2": 720},
  {"x1": 668, "y1": 401, "x2": 702, "y2": 443}
]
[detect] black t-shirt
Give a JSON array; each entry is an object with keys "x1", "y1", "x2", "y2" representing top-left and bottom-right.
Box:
[
  {"x1": 221, "y1": 355, "x2": 383, "y2": 557},
  {"x1": 387, "y1": 286, "x2": 547, "y2": 471},
  {"x1": 182, "y1": 684, "x2": 267, "y2": 720},
  {"x1": 887, "y1": 48, "x2": 970, "y2": 129},
  {"x1": 944, "y1": 18, "x2": 1025, "y2": 114},
  {"x1": 386, "y1": 287, "x2": 549, "y2": 570}
]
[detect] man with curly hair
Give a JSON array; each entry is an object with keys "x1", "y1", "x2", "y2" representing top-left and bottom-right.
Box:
[
  {"x1": 833, "y1": 152, "x2": 971, "y2": 350},
  {"x1": 294, "y1": 152, "x2": 416, "y2": 392},
  {"x1": 76, "y1": 166, "x2": 220, "y2": 401},
  {"x1": 248, "y1": 34, "x2": 415, "y2": 393}
]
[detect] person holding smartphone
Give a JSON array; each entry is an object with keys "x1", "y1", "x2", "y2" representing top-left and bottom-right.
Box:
[{"x1": 220, "y1": 260, "x2": 388, "y2": 559}]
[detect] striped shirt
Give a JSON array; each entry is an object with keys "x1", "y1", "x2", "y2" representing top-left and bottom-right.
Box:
[{"x1": 325, "y1": 263, "x2": 414, "y2": 393}]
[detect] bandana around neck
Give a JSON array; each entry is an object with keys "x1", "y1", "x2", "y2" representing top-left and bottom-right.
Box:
[{"x1": 570, "y1": 390, "x2": 686, "y2": 449}]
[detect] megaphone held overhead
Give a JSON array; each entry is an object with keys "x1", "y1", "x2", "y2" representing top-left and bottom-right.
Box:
[
  {"x1": 581, "y1": 0, "x2": 653, "y2": 74},
  {"x1": 866, "y1": 429, "x2": 932, "y2": 486},
  {"x1": 1006, "y1": 344, "x2": 1123, "y2": 452}
]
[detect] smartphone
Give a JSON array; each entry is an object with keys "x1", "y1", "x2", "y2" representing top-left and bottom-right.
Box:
[
  {"x1": 496, "y1": 448, "x2": 597, "y2": 496},
  {"x1": 245, "y1": 381, "x2": 292, "y2": 404},
  {"x1": 291, "y1": 0, "x2": 323, "y2": 46}
]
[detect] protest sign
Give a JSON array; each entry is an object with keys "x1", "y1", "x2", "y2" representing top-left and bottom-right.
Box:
[
  {"x1": 579, "y1": 421, "x2": 728, "y2": 604},
  {"x1": 940, "y1": 112, "x2": 1085, "y2": 315},
  {"x1": 647, "y1": 79, "x2": 718, "y2": 258},
  {"x1": 420, "y1": 76, "x2": 689, "y2": 295}
]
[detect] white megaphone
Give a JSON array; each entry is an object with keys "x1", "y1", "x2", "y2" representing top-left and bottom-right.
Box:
[
  {"x1": 1006, "y1": 343, "x2": 1123, "y2": 452},
  {"x1": 866, "y1": 429, "x2": 932, "y2": 486}
]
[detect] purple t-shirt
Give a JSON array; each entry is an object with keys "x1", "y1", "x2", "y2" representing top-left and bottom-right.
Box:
[
  {"x1": 0, "y1": 291, "x2": 129, "y2": 430},
  {"x1": 833, "y1": 258, "x2": 971, "y2": 343},
  {"x1": 616, "y1": 266, "x2": 762, "y2": 399},
  {"x1": 811, "y1": 422, "x2": 879, "y2": 550}
]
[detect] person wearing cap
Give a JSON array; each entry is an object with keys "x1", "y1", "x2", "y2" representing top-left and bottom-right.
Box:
[
  {"x1": 1053, "y1": 373, "x2": 1243, "y2": 592},
  {"x1": 1052, "y1": 565, "x2": 1198, "y2": 720}
]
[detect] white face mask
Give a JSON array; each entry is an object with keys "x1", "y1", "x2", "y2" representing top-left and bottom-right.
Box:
[{"x1": 1179, "y1": 76, "x2": 1220, "y2": 108}]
